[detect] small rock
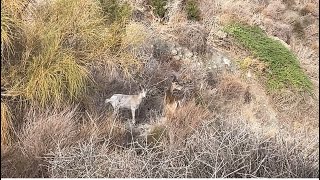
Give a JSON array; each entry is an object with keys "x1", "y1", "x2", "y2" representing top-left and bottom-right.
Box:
[
  {"x1": 270, "y1": 36, "x2": 291, "y2": 50},
  {"x1": 216, "y1": 30, "x2": 227, "y2": 39},
  {"x1": 172, "y1": 55, "x2": 181, "y2": 61},
  {"x1": 185, "y1": 51, "x2": 193, "y2": 58},
  {"x1": 247, "y1": 70, "x2": 252, "y2": 78},
  {"x1": 171, "y1": 49, "x2": 178, "y2": 55},
  {"x1": 223, "y1": 57, "x2": 231, "y2": 66}
]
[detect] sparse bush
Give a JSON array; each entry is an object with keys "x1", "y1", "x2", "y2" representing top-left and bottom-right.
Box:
[
  {"x1": 173, "y1": 22, "x2": 207, "y2": 54},
  {"x1": 292, "y1": 20, "x2": 305, "y2": 39},
  {"x1": 261, "y1": 1, "x2": 286, "y2": 21},
  {"x1": 224, "y1": 23, "x2": 312, "y2": 92},
  {"x1": 146, "y1": 124, "x2": 168, "y2": 147},
  {"x1": 185, "y1": 0, "x2": 201, "y2": 21},
  {"x1": 282, "y1": 0, "x2": 296, "y2": 8},
  {"x1": 300, "y1": 3, "x2": 318, "y2": 16},
  {"x1": 1, "y1": 107, "x2": 78, "y2": 177},
  {"x1": 39, "y1": 114, "x2": 319, "y2": 178},
  {"x1": 216, "y1": 75, "x2": 246, "y2": 100},
  {"x1": 149, "y1": 0, "x2": 168, "y2": 18},
  {"x1": 168, "y1": 101, "x2": 211, "y2": 145}
]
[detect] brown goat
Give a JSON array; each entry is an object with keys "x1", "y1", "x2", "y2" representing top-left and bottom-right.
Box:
[{"x1": 163, "y1": 77, "x2": 183, "y2": 119}]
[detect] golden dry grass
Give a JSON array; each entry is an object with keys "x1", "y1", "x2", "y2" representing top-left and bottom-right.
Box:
[{"x1": 1, "y1": 102, "x2": 13, "y2": 146}]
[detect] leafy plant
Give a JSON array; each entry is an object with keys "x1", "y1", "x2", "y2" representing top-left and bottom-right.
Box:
[{"x1": 224, "y1": 23, "x2": 312, "y2": 92}]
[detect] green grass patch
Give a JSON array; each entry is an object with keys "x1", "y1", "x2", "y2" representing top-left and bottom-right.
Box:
[
  {"x1": 185, "y1": 0, "x2": 201, "y2": 21},
  {"x1": 224, "y1": 23, "x2": 312, "y2": 92}
]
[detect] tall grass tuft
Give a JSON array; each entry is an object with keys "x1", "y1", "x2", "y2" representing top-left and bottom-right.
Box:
[
  {"x1": 1, "y1": 101, "x2": 13, "y2": 146},
  {"x1": 1, "y1": 0, "x2": 27, "y2": 60},
  {"x1": 23, "y1": 53, "x2": 89, "y2": 107},
  {"x1": 2, "y1": 0, "x2": 141, "y2": 107}
]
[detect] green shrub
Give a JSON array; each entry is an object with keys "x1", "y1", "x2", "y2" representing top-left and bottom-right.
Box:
[
  {"x1": 186, "y1": 0, "x2": 201, "y2": 21},
  {"x1": 149, "y1": 0, "x2": 168, "y2": 18},
  {"x1": 224, "y1": 23, "x2": 312, "y2": 92}
]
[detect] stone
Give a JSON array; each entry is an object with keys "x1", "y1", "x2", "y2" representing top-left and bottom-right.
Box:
[
  {"x1": 185, "y1": 51, "x2": 193, "y2": 58},
  {"x1": 247, "y1": 70, "x2": 252, "y2": 78},
  {"x1": 171, "y1": 49, "x2": 178, "y2": 55},
  {"x1": 223, "y1": 57, "x2": 231, "y2": 66},
  {"x1": 172, "y1": 55, "x2": 181, "y2": 61},
  {"x1": 216, "y1": 30, "x2": 227, "y2": 39}
]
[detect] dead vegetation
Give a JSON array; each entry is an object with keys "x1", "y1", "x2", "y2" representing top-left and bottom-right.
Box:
[{"x1": 1, "y1": 0, "x2": 319, "y2": 178}]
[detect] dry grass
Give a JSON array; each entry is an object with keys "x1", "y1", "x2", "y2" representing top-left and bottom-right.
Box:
[
  {"x1": 271, "y1": 90, "x2": 319, "y2": 128},
  {"x1": 1, "y1": 101, "x2": 13, "y2": 146},
  {"x1": 167, "y1": 101, "x2": 211, "y2": 146},
  {"x1": 17, "y1": 111, "x2": 317, "y2": 178},
  {"x1": 261, "y1": 1, "x2": 286, "y2": 20},
  {"x1": 1, "y1": 107, "x2": 78, "y2": 177},
  {"x1": 172, "y1": 22, "x2": 208, "y2": 54},
  {"x1": 216, "y1": 74, "x2": 246, "y2": 101},
  {"x1": 75, "y1": 113, "x2": 128, "y2": 147},
  {"x1": 1, "y1": 0, "x2": 28, "y2": 58}
]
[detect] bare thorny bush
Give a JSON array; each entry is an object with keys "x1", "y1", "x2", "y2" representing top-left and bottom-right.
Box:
[
  {"x1": 1, "y1": 94, "x2": 318, "y2": 178},
  {"x1": 9, "y1": 106, "x2": 315, "y2": 178}
]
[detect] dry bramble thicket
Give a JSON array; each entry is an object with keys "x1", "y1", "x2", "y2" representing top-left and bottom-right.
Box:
[{"x1": 1, "y1": 0, "x2": 319, "y2": 178}]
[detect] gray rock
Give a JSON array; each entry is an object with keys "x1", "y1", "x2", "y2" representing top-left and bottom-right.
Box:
[
  {"x1": 223, "y1": 57, "x2": 231, "y2": 66},
  {"x1": 173, "y1": 55, "x2": 181, "y2": 61},
  {"x1": 216, "y1": 30, "x2": 227, "y2": 39},
  {"x1": 185, "y1": 51, "x2": 193, "y2": 58}
]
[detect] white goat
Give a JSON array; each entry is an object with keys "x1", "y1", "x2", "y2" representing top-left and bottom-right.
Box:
[{"x1": 105, "y1": 89, "x2": 147, "y2": 125}]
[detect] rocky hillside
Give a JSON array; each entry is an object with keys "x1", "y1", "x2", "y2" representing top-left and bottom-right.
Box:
[{"x1": 1, "y1": 0, "x2": 319, "y2": 178}]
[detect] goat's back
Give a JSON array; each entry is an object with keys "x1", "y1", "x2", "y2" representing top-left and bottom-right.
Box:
[{"x1": 109, "y1": 94, "x2": 142, "y2": 109}]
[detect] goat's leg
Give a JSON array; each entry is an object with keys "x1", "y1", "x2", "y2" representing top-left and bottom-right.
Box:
[{"x1": 131, "y1": 109, "x2": 136, "y2": 125}]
